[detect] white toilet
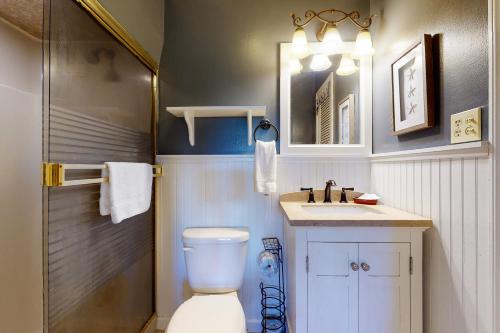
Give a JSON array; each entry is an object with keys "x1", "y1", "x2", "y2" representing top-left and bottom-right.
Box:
[{"x1": 167, "y1": 227, "x2": 249, "y2": 333}]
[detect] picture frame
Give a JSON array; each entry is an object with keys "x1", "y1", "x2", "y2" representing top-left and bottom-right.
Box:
[
  {"x1": 338, "y1": 94, "x2": 355, "y2": 144},
  {"x1": 391, "y1": 34, "x2": 434, "y2": 135}
]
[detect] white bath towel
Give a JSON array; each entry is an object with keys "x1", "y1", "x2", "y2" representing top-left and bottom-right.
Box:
[
  {"x1": 254, "y1": 140, "x2": 277, "y2": 194},
  {"x1": 99, "y1": 162, "x2": 153, "y2": 224}
]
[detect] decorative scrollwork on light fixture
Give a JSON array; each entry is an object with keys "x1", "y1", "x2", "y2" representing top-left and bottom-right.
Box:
[
  {"x1": 290, "y1": 9, "x2": 374, "y2": 31},
  {"x1": 288, "y1": 7, "x2": 375, "y2": 74}
]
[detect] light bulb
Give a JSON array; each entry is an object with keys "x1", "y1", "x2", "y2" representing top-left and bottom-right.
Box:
[
  {"x1": 310, "y1": 54, "x2": 332, "y2": 71},
  {"x1": 336, "y1": 54, "x2": 358, "y2": 76},
  {"x1": 322, "y1": 24, "x2": 344, "y2": 55},
  {"x1": 353, "y1": 29, "x2": 375, "y2": 58},
  {"x1": 291, "y1": 27, "x2": 309, "y2": 59},
  {"x1": 289, "y1": 59, "x2": 302, "y2": 75}
]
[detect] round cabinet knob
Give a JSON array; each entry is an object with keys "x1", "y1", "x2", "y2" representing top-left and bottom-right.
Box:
[
  {"x1": 361, "y1": 262, "x2": 370, "y2": 272},
  {"x1": 350, "y1": 262, "x2": 359, "y2": 271}
]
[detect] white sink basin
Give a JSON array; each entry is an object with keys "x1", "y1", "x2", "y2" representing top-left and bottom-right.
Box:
[{"x1": 300, "y1": 204, "x2": 383, "y2": 216}]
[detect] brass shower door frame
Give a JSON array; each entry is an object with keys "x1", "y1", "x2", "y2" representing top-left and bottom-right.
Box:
[
  {"x1": 42, "y1": 1, "x2": 160, "y2": 332},
  {"x1": 74, "y1": 0, "x2": 160, "y2": 153}
]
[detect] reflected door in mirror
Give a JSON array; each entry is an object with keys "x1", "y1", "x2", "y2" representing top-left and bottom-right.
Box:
[{"x1": 290, "y1": 54, "x2": 359, "y2": 145}]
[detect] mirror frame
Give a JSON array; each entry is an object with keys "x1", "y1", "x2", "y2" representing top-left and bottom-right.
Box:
[{"x1": 280, "y1": 42, "x2": 372, "y2": 156}]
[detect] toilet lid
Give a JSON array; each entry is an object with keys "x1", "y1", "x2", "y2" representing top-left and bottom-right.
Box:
[{"x1": 167, "y1": 294, "x2": 246, "y2": 333}]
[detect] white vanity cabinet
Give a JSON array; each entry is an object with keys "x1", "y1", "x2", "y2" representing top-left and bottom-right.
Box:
[{"x1": 284, "y1": 221, "x2": 428, "y2": 333}]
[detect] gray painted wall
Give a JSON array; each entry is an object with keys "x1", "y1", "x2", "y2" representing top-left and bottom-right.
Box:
[
  {"x1": 99, "y1": 0, "x2": 165, "y2": 63},
  {"x1": 158, "y1": 0, "x2": 370, "y2": 154},
  {"x1": 370, "y1": 0, "x2": 489, "y2": 153}
]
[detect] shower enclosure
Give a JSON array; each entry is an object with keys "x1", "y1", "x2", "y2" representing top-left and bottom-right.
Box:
[{"x1": 42, "y1": 1, "x2": 158, "y2": 332}]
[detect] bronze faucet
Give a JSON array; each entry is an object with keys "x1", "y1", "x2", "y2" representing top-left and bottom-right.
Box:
[{"x1": 323, "y1": 180, "x2": 337, "y2": 203}]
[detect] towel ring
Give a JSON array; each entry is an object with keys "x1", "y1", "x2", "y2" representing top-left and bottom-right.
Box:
[{"x1": 253, "y1": 119, "x2": 279, "y2": 142}]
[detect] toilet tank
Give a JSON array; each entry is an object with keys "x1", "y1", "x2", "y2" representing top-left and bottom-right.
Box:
[{"x1": 182, "y1": 227, "x2": 249, "y2": 293}]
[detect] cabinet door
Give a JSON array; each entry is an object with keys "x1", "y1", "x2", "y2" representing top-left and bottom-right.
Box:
[
  {"x1": 359, "y1": 243, "x2": 411, "y2": 333},
  {"x1": 307, "y1": 242, "x2": 358, "y2": 333}
]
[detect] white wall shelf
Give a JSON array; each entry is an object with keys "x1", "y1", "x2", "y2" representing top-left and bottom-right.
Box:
[{"x1": 165, "y1": 106, "x2": 266, "y2": 146}]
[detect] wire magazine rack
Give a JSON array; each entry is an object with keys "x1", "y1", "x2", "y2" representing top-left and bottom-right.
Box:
[{"x1": 260, "y1": 237, "x2": 286, "y2": 333}]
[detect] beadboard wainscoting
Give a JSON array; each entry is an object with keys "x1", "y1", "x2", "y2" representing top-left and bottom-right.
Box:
[
  {"x1": 371, "y1": 154, "x2": 494, "y2": 333},
  {"x1": 155, "y1": 155, "x2": 371, "y2": 331}
]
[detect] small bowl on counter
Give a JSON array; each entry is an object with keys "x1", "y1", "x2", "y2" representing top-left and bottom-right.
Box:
[{"x1": 353, "y1": 194, "x2": 380, "y2": 205}]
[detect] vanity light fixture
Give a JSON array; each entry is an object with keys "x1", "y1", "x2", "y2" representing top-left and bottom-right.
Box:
[
  {"x1": 289, "y1": 8, "x2": 374, "y2": 74},
  {"x1": 336, "y1": 54, "x2": 358, "y2": 76},
  {"x1": 353, "y1": 28, "x2": 375, "y2": 58},
  {"x1": 310, "y1": 54, "x2": 332, "y2": 71},
  {"x1": 322, "y1": 24, "x2": 343, "y2": 55},
  {"x1": 291, "y1": 27, "x2": 309, "y2": 59}
]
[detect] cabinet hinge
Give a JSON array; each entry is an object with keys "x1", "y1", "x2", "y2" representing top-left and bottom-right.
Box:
[
  {"x1": 409, "y1": 256, "x2": 413, "y2": 275},
  {"x1": 306, "y1": 255, "x2": 309, "y2": 273}
]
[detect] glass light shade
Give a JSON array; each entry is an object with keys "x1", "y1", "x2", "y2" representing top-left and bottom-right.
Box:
[
  {"x1": 291, "y1": 27, "x2": 309, "y2": 59},
  {"x1": 322, "y1": 25, "x2": 343, "y2": 55},
  {"x1": 353, "y1": 29, "x2": 375, "y2": 58},
  {"x1": 310, "y1": 54, "x2": 332, "y2": 72},
  {"x1": 289, "y1": 59, "x2": 302, "y2": 74},
  {"x1": 336, "y1": 54, "x2": 358, "y2": 76}
]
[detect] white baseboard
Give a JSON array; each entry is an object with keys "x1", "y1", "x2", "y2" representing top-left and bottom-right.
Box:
[{"x1": 156, "y1": 316, "x2": 170, "y2": 331}]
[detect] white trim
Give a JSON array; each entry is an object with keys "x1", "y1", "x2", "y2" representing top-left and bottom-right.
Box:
[
  {"x1": 157, "y1": 154, "x2": 371, "y2": 162},
  {"x1": 370, "y1": 141, "x2": 490, "y2": 162},
  {"x1": 279, "y1": 42, "x2": 373, "y2": 156},
  {"x1": 156, "y1": 141, "x2": 492, "y2": 162},
  {"x1": 490, "y1": 0, "x2": 499, "y2": 331}
]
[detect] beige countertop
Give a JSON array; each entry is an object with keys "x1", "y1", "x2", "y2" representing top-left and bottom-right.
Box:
[{"x1": 280, "y1": 191, "x2": 432, "y2": 228}]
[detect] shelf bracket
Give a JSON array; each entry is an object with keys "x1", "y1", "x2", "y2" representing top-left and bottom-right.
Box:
[{"x1": 183, "y1": 110, "x2": 195, "y2": 146}]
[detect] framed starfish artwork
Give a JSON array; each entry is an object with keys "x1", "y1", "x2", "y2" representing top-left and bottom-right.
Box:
[{"x1": 391, "y1": 34, "x2": 435, "y2": 135}]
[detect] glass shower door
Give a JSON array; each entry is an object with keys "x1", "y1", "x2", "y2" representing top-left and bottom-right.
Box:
[{"x1": 43, "y1": 1, "x2": 156, "y2": 332}]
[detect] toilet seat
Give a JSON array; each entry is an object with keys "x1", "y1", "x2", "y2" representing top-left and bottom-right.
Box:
[{"x1": 167, "y1": 292, "x2": 246, "y2": 333}]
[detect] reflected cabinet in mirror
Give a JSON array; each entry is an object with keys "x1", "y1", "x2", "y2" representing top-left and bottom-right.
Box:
[{"x1": 280, "y1": 42, "x2": 372, "y2": 156}]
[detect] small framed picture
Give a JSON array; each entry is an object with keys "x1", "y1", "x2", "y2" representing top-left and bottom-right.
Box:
[
  {"x1": 391, "y1": 34, "x2": 434, "y2": 135},
  {"x1": 338, "y1": 94, "x2": 355, "y2": 144}
]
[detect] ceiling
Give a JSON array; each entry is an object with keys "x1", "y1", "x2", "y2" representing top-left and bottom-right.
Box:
[{"x1": 0, "y1": 0, "x2": 43, "y2": 38}]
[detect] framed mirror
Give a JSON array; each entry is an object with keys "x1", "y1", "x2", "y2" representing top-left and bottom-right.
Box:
[{"x1": 280, "y1": 42, "x2": 372, "y2": 156}]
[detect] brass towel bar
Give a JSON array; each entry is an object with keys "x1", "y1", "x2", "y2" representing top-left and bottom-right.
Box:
[{"x1": 41, "y1": 162, "x2": 163, "y2": 187}]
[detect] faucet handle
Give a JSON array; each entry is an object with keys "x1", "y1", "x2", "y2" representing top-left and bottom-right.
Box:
[
  {"x1": 340, "y1": 187, "x2": 354, "y2": 203},
  {"x1": 300, "y1": 187, "x2": 315, "y2": 203}
]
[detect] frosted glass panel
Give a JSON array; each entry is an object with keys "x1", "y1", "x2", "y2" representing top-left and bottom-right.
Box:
[
  {"x1": 49, "y1": 0, "x2": 152, "y2": 134},
  {"x1": 45, "y1": 1, "x2": 154, "y2": 332}
]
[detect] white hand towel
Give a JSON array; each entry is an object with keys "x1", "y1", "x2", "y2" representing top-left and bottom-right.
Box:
[
  {"x1": 99, "y1": 162, "x2": 153, "y2": 224},
  {"x1": 254, "y1": 140, "x2": 277, "y2": 194}
]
